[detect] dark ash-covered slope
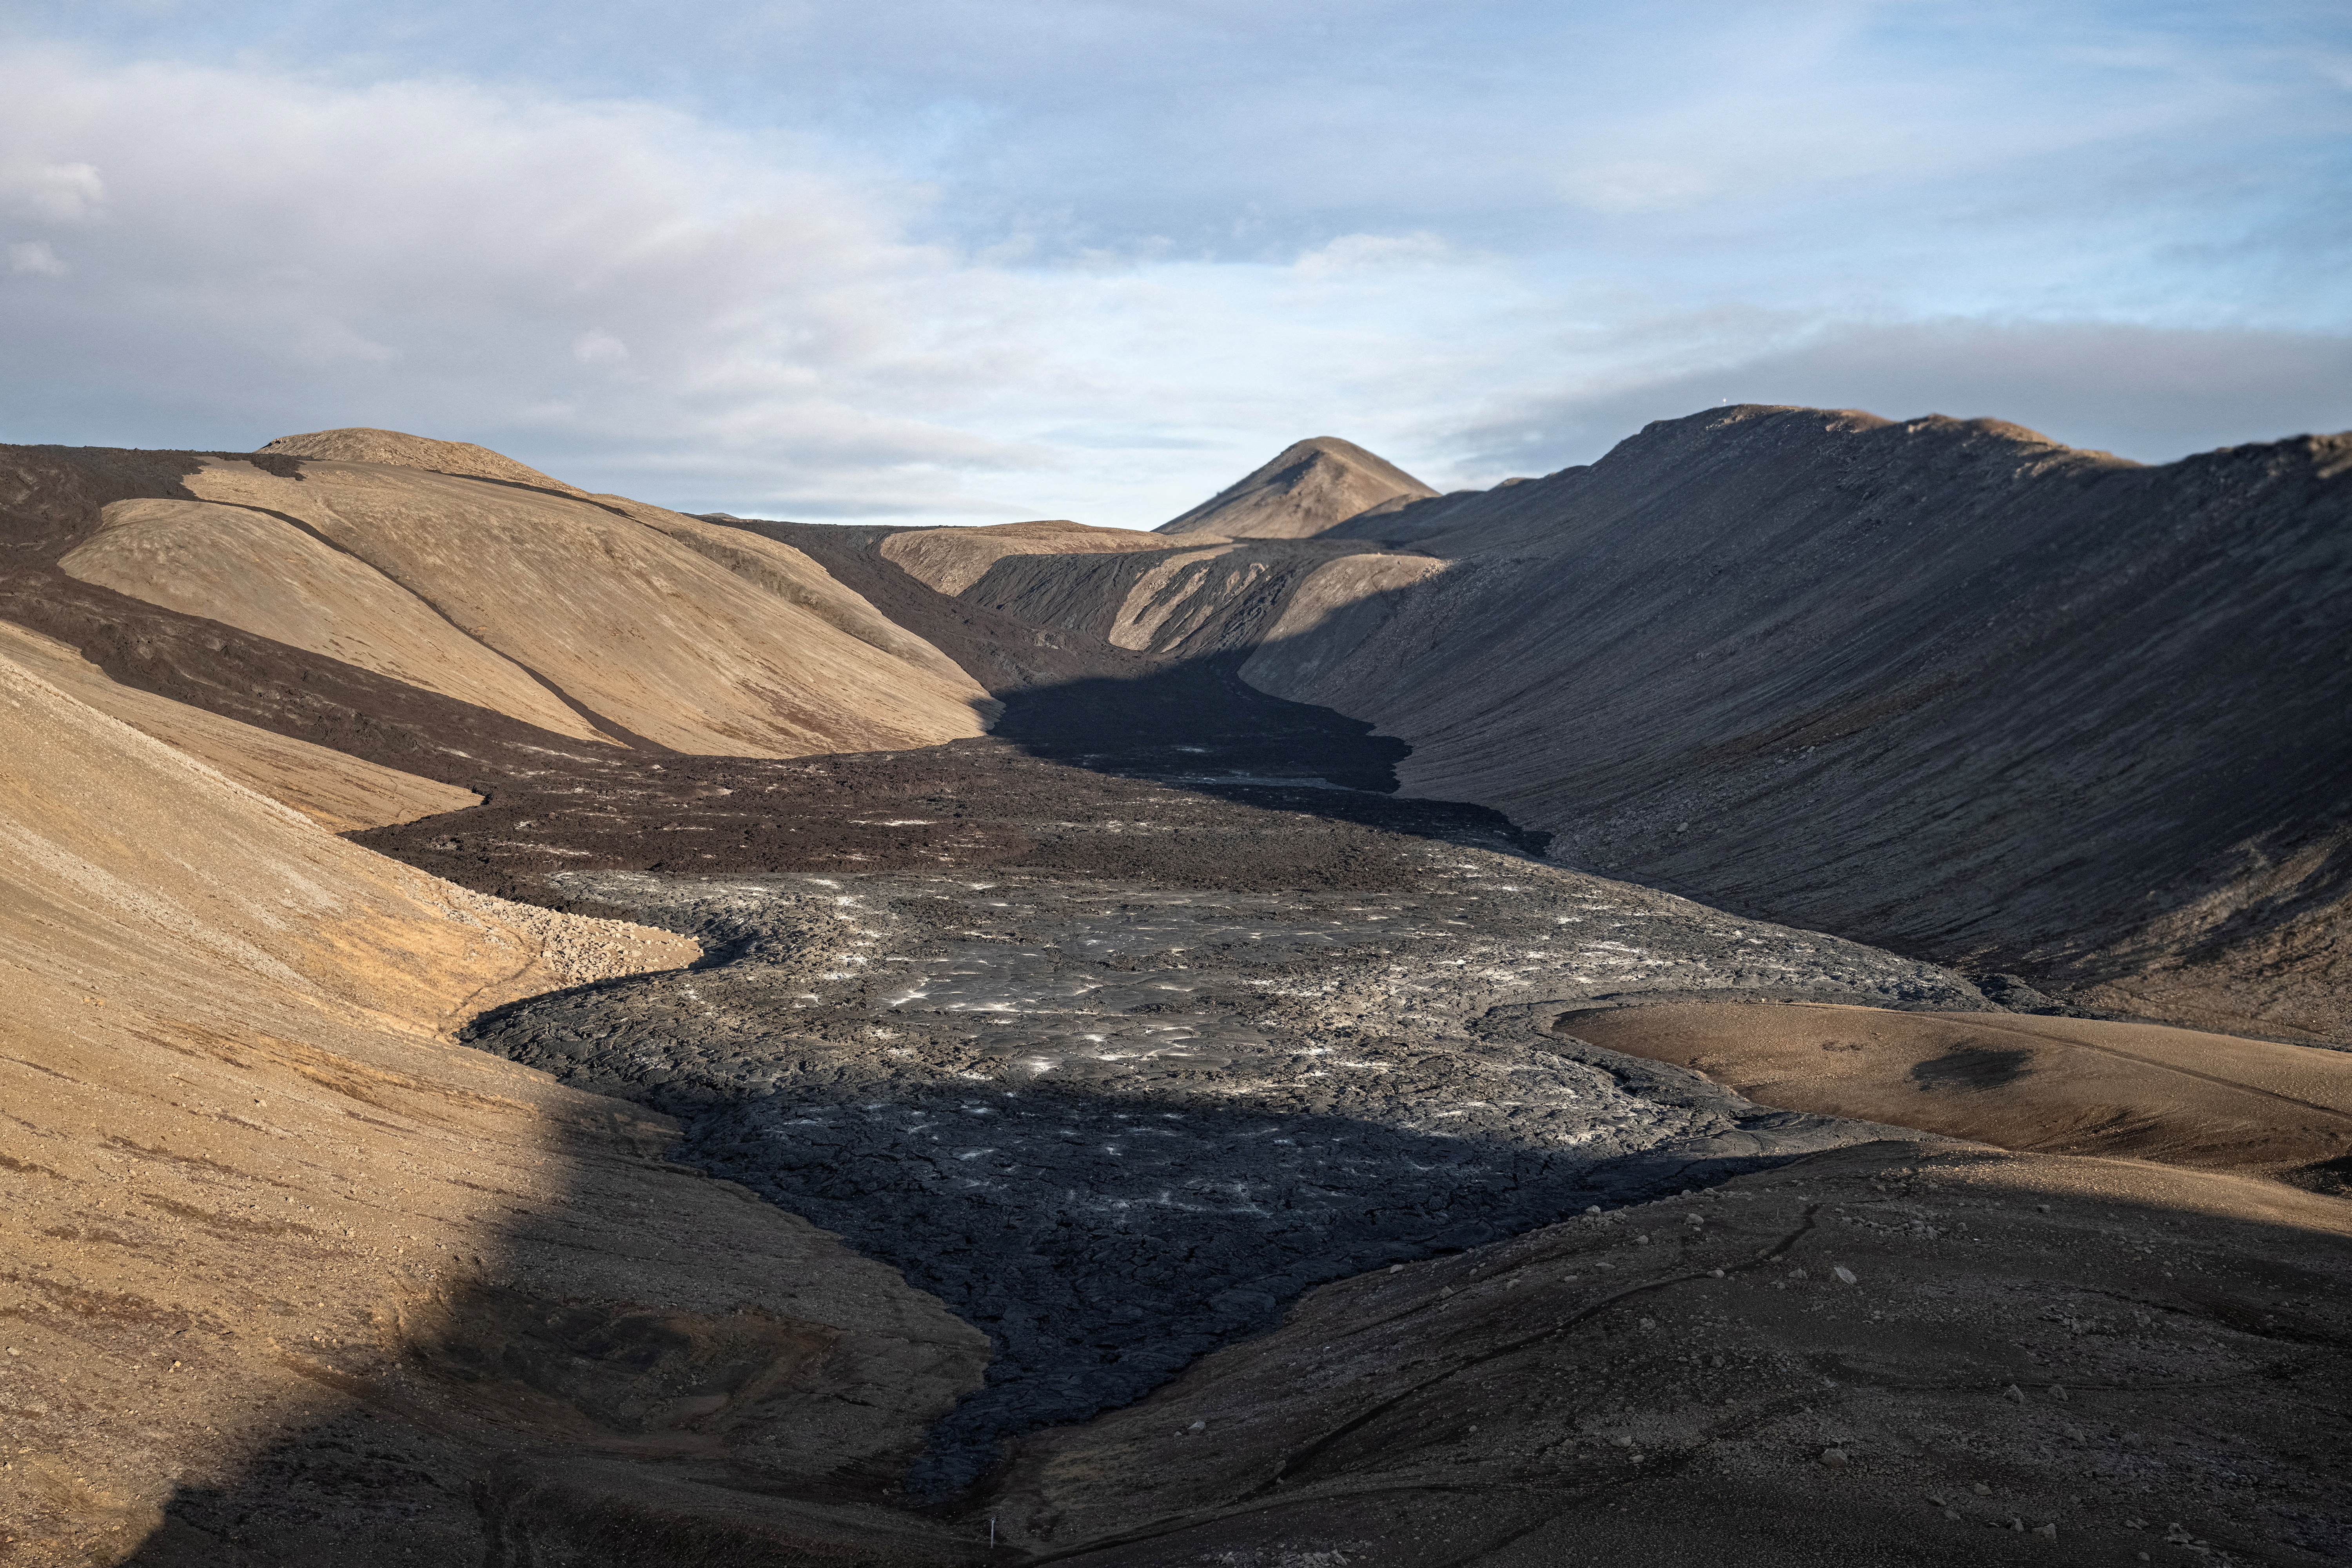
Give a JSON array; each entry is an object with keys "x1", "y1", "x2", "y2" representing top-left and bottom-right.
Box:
[
  {"x1": 770, "y1": 407, "x2": 2350, "y2": 1042},
  {"x1": 1238, "y1": 407, "x2": 2352, "y2": 1040}
]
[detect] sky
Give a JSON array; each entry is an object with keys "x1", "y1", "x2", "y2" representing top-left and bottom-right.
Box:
[{"x1": 2, "y1": 0, "x2": 2347, "y2": 525}]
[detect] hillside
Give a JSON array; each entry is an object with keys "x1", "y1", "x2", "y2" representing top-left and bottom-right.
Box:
[
  {"x1": 1235, "y1": 408, "x2": 2352, "y2": 1041},
  {"x1": 1158, "y1": 435, "x2": 1437, "y2": 538},
  {"x1": 1, "y1": 412, "x2": 2346, "y2": 1566},
  {"x1": 783, "y1": 408, "x2": 2351, "y2": 1042},
  {"x1": 1, "y1": 433, "x2": 991, "y2": 780},
  {"x1": 0, "y1": 647, "x2": 993, "y2": 1566}
]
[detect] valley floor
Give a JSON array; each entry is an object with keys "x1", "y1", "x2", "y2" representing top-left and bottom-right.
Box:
[{"x1": 363, "y1": 663, "x2": 2348, "y2": 1566}]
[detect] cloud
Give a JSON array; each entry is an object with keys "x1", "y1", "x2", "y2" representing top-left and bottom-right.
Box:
[
  {"x1": 0, "y1": 44, "x2": 1541, "y2": 524},
  {"x1": 8, "y1": 240, "x2": 69, "y2": 276},
  {"x1": 1292, "y1": 232, "x2": 1449, "y2": 278},
  {"x1": 0, "y1": 159, "x2": 105, "y2": 222},
  {"x1": 0, "y1": 45, "x2": 1069, "y2": 519},
  {"x1": 0, "y1": 4, "x2": 2343, "y2": 524},
  {"x1": 572, "y1": 330, "x2": 630, "y2": 365}
]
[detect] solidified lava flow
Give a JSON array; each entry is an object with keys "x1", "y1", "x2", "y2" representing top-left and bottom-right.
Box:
[{"x1": 457, "y1": 664, "x2": 1991, "y2": 1492}]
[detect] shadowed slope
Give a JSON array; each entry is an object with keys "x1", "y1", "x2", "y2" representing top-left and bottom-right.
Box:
[
  {"x1": 1230, "y1": 407, "x2": 2352, "y2": 1040},
  {"x1": 982, "y1": 1139, "x2": 2352, "y2": 1567},
  {"x1": 764, "y1": 410, "x2": 2350, "y2": 1040}
]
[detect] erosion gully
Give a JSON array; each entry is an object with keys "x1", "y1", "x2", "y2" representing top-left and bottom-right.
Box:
[{"x1": 450, "y1": 655, "x2": 1990, "y2": 1492}]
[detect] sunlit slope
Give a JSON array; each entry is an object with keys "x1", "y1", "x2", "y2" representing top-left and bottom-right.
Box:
[
  {"x1": 0, "y1": 646, "x2": 986, "y2": 1566},
  {"x1": 879, "y1": 517, "x2": 1208, "y2": 596},
  {"x1": 1158, "y1": 436, "x2": 1437, "y2": 539},
  {"x1": 0, "y1": 618, "x2": 478, "y2": 830},
  {"x1": 29, "y1": 430, "x2": 992, "y2": 758}
]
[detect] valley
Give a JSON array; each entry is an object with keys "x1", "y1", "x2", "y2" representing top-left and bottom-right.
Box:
[{"x1": 1, "y1": 414, "x2": 2345, "y2": 1566}]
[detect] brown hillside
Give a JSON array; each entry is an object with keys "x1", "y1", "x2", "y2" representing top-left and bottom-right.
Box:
[
  {"x1": 256, "y1": 426, "x2": 582, "y2": 493},
  {"x1": 1158, "y1": 436, "x2": 1438, "y2": 539},
  {"x1": 0, "y1": 650, "x2": 988, "y2": 1567},
  {"x1": 4, "y1": 438, "x2": 992, "y2": 761}
]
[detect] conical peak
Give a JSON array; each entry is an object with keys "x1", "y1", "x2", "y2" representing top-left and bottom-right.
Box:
[{"x1": 1160, "y1": 436, "x2": 1438, "y2": 539}]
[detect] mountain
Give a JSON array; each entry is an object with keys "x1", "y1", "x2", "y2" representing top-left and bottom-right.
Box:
[
  {"x1": 806, "y1": 409, "x2": 2346, "y2": 1042},
  {"x1": 1157, "y1": 435, "x2": 1438, "y2": 538},
  {"x1": 4, "y1": 408, "x2": 2348, "y2": 1566},
  {"x1": 0, "y1": 433, "x2": 993, "y2": 806},
  {"x1": 1233, "y1": 407, "x2": 2352, "y2": 1042}
]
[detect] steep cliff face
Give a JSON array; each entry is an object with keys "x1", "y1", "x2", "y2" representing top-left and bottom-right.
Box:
[{"x1": 1234, "y1": 407, "x2": 2352, "y2": 1039}]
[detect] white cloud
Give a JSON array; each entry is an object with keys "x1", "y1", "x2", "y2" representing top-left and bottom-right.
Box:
[
  {"x1": 0, "y1": 45, "x2": 1054, "y2": 517},
  {"x1": 0, "y1": 45, "x2": 1541, "y2": 523},
  {"x1": 7, "y1": 240, "x2": 69, "y2": 276},
  {"x1": 0, "y1": 10, "x2": 2342, "y2": 526},
  {"x1": 1292, "y1": 232, "x2": 1449, "y2": 278},
  {"x1": 572, "y1": 329, "x2": 630, "y2": 364},
  {"x1": 0, "y1": 159, "x2": 106, "y2": 222}
]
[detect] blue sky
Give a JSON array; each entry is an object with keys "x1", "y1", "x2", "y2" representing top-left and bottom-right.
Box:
[{"x1": 2, "y1": 0, "x2": 2346, "y2": 523}]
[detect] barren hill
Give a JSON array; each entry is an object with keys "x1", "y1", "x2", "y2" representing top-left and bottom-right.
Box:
[
  {"x1": 780, "y1": 408, "x2": 2351, "y2": 1043},
  {"x1": 0, "y1": 436, "x2": 992, "y2": 803},
  {"x1": 257, "y1": 425, "x2": 586, "y2": 492},
  {"x1": 0, "y1": 646, "x2": 996, "y2": 1566},
  {"x1": 3, "y1": 408, "x2": 2348, "y2": 1567},
  {"x1": 1236, "y1": 408, "x2": 2352, "y2": 1042},
  {"x1": 1158, "y1": 435, "x2": 1438, "y2": 538}
]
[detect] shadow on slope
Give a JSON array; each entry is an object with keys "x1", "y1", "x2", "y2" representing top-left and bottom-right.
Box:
[
  {"x1": 456, "y1": 999, "x2": 1836, "y2": 1498},
  {"x1": 980, "y1": 1138, "x2": 2352, "y2": 1568},
  {"x1": 1223, "y1": 410, "x2": 2352, "y2": 1039},
  {"x1": 987, "y1": 648, "x2": 1551, "y2": 858}
]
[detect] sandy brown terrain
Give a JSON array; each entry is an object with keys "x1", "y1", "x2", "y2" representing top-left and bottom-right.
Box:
[
  {"x1": 1557, "y1": 1002, "x2": 2352, "y2": 1183},
  {"x1": 0, "y1": 412, "x2": 2345, "y2": 1566},
  {"x1": 877, "y1": 518, "x2": 1218, "y2": 597},
  {"x1": 1159, "y1": 437, "x2": 1437, "y2": 538},
  {"x1": 0, "y1": 651, "x2": 990, "y2": 1567},
  {"x1": 0, "y1": 619, "x2": 475, "y2": 832},
  {"x1": 9, "y1": 434, "x2": 992, "y2": 763},
  {"x1": 256, "y1": 428, "x2": 586, "y2": 493}
]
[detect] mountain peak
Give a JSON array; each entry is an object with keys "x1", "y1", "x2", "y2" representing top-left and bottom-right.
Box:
[
  {"x1": 256, "y1": 427, "x2": 581, "y2": 493},
  {"x1": 1159, "y1": 436, "x2": 1437, "y2": 539}
]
